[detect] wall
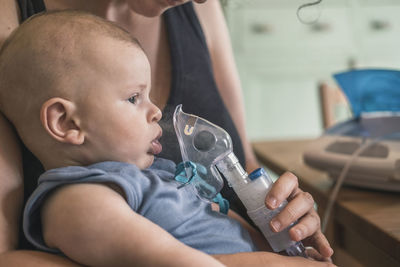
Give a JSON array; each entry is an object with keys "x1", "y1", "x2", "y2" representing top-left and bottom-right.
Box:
[{"x1": 223, "y1": 0, "x2": 400, "y2": 140}]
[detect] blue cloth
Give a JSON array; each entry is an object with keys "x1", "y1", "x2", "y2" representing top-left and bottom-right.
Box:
[
  {"x1": 23, "y1": 158, "x2": 257, "y2": 255},
  {"x1": 334, "y1": 69, "x2": 400, "y2": 117}
]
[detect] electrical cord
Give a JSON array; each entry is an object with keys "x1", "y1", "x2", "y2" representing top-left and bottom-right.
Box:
[{"x1": 321, "y1": 131, "x2": 400, "y2": 233}]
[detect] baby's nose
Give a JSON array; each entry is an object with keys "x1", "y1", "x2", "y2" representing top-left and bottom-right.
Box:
[{"x1": 150, "y1": 103, "x2": 162, "y2": 122}]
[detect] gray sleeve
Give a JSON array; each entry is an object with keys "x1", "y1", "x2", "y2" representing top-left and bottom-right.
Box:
[
  {"x1": 23, "y1": 165, "x2": 140, "y2": 253},
  {"x1": 23, "y1": 179, "x2": 67, "y2": 253}
]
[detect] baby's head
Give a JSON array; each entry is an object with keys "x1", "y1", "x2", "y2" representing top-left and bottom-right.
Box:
[{"x1": 0, "y1": 11, "x2": 162, "y2": 170}]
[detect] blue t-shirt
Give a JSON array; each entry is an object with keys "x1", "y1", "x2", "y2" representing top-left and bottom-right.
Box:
[{"x1": 23, "y1": 158, "x2": 257, "y2": 255}]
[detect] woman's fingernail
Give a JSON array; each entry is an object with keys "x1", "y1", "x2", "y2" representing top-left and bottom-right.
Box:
[
  {"x1": 295, "y1": 229, "x2": 302, "y2": 240},
  {"x1": 267, "y1": 196, "x2": 277, "y2": 208},
  {"x1": 271, "y1": 220, "x2": 281, "y2": 231}
]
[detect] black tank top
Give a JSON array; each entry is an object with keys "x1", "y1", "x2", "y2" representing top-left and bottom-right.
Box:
[{"x1": 17, "y1": 0, "x2": 249, "y2": 249}]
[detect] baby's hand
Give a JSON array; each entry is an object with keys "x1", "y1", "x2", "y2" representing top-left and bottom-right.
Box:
[{"x1": 265, "y1": 172, "x2": 334, "y2": 258}]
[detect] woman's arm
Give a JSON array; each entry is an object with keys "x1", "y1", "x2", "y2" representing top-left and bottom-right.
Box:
[
  {"x1": 0, "y1": 100, "x2": 71, "y2": 267},
  {"x1": 0, "y1": 0, "x2": 20, "y2": 43},
  {"x1": 194, "y1": 0, "x2": 259, "y2": 173},
  {"x1": 0, "y1": 250, "x2": 81, "y2": 267},
  {"x1": 0, "y1": 0, "x2": 23, "y2": 252},
  {"x1": 0, "y1": 114, "x2": 23, "y2": 253},
  {"x1": 0, "y1": 0, "x2": 24, "y2": 256},
  {"x1": 213, "y1": 252, "x2": 336, "y2": 267}
]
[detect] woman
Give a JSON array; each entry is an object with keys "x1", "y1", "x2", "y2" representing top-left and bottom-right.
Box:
[{"x1": 0, "y1": 0, "x2": 332, "y2": 266}]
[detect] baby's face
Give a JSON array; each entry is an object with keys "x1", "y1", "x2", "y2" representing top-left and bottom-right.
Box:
[{"x1": 77, "y1": 37, "x2": 162, "y2": 169}]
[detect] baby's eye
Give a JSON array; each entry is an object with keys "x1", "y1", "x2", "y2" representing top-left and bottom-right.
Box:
[{"x1": 128, "y1": 94, "x2": 139, "y2": 104}]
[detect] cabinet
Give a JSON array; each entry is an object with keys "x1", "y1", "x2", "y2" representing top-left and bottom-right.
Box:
[{"x1": 223, "y1": 0, "x2": 400, "y2": 140}]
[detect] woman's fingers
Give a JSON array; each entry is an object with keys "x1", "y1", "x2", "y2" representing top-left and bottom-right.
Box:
[
  {"x1": 266, "y1": 172, "x2": 314, "y2": 231},
  {"x1": 265, "y1": 172, "x2": 299, "y2": 209},
  {"x1": 303, "y1": 230, "x2": 334, "y2": 258},
  {"x1": 289, "y1": 209, "x2": 334, "y2": 257},
  {"x1": 264, "y1": 171, "x2": 334, "y2": 257},
  {"x1": 305, "y1": 246, "x2": 333, "y2": 262},
  {"x1": 288, "y1": 209, "x2": 320, "y2": 241},
  {"x1": 269, "y1": 190, "x2": 315, "y2": 233}
]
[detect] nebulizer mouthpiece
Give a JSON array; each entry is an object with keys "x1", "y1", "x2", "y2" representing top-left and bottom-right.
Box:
[{"x1": 173, "y1": 105, "x2": 306, "y2": 257}]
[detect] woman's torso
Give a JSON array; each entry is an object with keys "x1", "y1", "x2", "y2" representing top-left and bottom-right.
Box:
[{"x1": 16, "y1": 0, "x2": 248, "y2": 249}]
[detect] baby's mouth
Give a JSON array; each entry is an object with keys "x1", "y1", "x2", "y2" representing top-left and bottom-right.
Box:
[
  {"x1": 150, "y1": 139, "x2": 162, "y2": 155},
  {"x1": 149, "y1": 131, "x2": 163, "y2": 155}
]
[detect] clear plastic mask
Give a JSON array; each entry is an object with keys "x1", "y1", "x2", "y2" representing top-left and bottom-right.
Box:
[{"x1": 173, "y1": 105, "x2": 232, "y2": 201}]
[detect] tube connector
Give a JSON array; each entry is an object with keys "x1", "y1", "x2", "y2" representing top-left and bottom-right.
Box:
[
  {"x1": 285, "y1": 241, "x2": 307, "y2": 257},
  {"x1": 215, "y1": 152, "x2": 250, "y2": 188}
]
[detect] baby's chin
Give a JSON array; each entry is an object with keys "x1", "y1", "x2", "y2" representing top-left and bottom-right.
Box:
[
  {"x1": 143, "y1": 155, "x2": 155, "y2": 169},
  {"x1": 131, "y1": 154, "x2": 155, "y2": 170}
]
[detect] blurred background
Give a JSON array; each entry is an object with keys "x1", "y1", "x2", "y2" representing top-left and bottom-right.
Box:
[{"x1": 221, "y1": 0, "x2": 400, "y2": 141}]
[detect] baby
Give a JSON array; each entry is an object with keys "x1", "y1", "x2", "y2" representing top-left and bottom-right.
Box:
[{"x1": 0, "y1": 10, "x2": 333, "y2": 267}]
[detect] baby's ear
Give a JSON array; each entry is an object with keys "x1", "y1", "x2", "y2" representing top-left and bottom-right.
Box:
[{"x1": 40, "y1": 98, "x2": 84, "y2": 145}]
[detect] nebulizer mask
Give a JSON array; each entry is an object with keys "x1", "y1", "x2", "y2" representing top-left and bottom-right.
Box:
[
  {"x1": 173, "y1": 105, "x2": 306, "y2": 257},
  {"x1": 173, "y1": 105, "x2": 228, "y2": 203}
]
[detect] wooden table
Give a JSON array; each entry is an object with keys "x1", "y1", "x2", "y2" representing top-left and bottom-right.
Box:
[{"x1": 252, "y1": 139, "x2": 400, "y2": 267}]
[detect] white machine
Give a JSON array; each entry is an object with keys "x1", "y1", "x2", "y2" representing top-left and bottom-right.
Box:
[
  {"x1": 303, "y1": 69, "x2": 400, "y2": 192},
  {"x1": 303, "y1": 115, "x2": 400, "y2": 192}
]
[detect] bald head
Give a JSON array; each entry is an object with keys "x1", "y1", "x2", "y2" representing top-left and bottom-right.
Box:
[
  {"x1": 0, "y1": 11, "x2": 145, "y2": 168},
  {"x1": 0, "y1": 10, "x2": 142, "y2": 145}
]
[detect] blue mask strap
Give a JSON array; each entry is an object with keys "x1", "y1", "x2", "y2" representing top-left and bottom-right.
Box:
[
  {"x1": 175, "y1": 161, "x2": 229, "y2": 214},
  {"x1": 211, "y1": 193, "x2": 229, "y2": 215},
  {"x1": 175, "y1": 161, "x2": 196, "y2": 188}
]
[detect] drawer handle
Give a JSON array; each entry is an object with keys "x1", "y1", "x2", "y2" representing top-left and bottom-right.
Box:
[
  {"x1": 370, "y1": 20, "x2": 390, "y2": 31},
  {"x1": 310, "y1": 22, "x2": 331, "y2": 32},
  {"x1": 251, "y1": 23, "x2": 272, "y2": 34}
]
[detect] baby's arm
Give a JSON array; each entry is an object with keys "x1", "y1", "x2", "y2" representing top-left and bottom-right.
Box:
[{"x1": 41, "y1": 183, "x2": 224, "y2": 267}]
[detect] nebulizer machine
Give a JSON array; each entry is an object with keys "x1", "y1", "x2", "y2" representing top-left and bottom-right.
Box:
[
  {"x1": 303, "y1": 69, "x2": 400, "y2": 232},
  {"x1": 173, "y1": 105, "x2": 306, "y2": 257}
]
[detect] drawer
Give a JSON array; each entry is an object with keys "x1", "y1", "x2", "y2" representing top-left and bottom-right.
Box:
[
  {"x1": 230, "y1": 6, "x2": 355, "y2": 69},
  {"x1": 241, "y1": 70, "x2": 323, "y2": 140},
  {"x1": 355, "y1": 4, "x2": 400, "y2": 67}
]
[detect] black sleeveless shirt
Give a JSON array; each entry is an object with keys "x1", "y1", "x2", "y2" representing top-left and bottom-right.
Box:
[{"x1": 16, "y1": 0, "x2": 249, "y2": 249}]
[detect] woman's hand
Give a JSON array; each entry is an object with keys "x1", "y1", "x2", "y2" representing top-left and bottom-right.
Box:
[{"x1": 265, "y1": 172, "x2": 333, "y2": 259}]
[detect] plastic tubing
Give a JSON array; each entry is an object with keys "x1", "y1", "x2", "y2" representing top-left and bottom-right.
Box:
[{"x1": 322, "y1": 131, "x2": 400, "y2": 233}]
